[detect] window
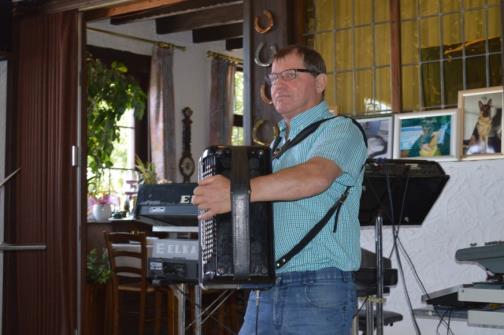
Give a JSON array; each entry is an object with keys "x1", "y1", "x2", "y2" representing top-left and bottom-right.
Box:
[
  {"x1": 99, "y1": 108, "x2": 137, "y2": 209},
  {"x1": 232, "y1": 69, "x2": 245, "y2": 145},
  {"x1": 304, "y1": 0, "x2": 393, "y2": 115},
  {"x1": 303, "y1": 0, "x2": 502, "y2": 115}
]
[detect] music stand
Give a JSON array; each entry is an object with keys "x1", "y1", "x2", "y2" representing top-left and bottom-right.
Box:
[{"x1": 359, "y1": 159, "x2": 450, "y2": 335}]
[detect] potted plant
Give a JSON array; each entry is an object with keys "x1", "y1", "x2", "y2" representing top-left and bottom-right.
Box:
[
  {"x1": 86, "y1": 54, "x2": 146, "y2": 213},
  {"x1": 84, "y1": 248, "x2": 112, "y2": 335}
]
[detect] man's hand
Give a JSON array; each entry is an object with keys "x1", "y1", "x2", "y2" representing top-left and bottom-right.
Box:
[{"x1": 192, "y1": 175, "x2": 231, "y2": 220}]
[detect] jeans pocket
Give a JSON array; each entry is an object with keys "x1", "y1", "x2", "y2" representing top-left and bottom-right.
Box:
[{"x1": 304, "y1": 280, "x2": 354, "y2": 309}]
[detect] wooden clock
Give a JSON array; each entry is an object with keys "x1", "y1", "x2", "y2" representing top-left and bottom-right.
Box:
[{"x1": 179, "y1": 107, "x2": 195, "y2": 182}]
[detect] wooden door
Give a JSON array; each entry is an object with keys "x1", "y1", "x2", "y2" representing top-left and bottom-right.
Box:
[{"x1": 2, "y1": 11, "x2": 81, "y2": 335}]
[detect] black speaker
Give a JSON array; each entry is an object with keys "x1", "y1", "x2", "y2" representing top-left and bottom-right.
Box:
[{"x1": 0, "y1": 0, "x2": 12, "y2": 52}]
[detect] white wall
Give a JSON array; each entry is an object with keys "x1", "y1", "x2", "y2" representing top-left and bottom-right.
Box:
[
  {"x1": 361, "y1": 158, "x2": 504, "y2": 334},
  {"x1": 87, "y1": 19, "x2": 242, "y2": 183}
]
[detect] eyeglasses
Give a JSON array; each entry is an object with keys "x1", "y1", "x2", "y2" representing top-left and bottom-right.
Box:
[{"x1": 266, "y1": 68, "x2": 320, "y2": 85}]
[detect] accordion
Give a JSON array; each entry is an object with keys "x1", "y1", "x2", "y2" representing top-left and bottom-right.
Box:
[{"x1": 198, "y1": 145, "x2": 275, "y2": 289}]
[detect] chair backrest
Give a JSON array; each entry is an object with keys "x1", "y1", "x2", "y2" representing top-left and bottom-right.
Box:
[{"x1": 104, "y1": 231, "x2": 148, "y2": 288}]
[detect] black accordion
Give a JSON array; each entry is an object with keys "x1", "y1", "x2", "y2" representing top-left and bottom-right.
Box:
[{"x1": 198, "y1": 145, "x2": 275, "y2": 289}]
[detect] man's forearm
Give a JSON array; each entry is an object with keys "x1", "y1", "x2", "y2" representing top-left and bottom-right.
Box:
[{"x1": 250, "y1": 156, "x2": 341, "y2": 202}]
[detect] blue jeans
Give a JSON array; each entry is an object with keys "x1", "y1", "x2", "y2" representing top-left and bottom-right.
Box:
[{"x1": 238, "y1": 267, "x2": 356, "y2": 335}]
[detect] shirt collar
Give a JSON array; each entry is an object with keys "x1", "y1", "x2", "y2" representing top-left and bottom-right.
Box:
[{"x1": 277, "y1": 101, "x2": 331, "y2": 139}]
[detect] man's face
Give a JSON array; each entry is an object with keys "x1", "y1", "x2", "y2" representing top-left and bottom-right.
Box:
[{"x1": 270, "y1": 53, "x2": 326, "y2": 122}]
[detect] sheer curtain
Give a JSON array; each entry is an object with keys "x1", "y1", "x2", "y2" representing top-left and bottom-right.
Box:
[
  {"x1": 209, "y1": 57, "x2": 236, "y2": 145},
  {"x1": 148, "y1": 45, "x2": 176, "y2": 182}
]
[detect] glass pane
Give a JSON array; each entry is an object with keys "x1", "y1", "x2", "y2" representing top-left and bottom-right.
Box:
[
  {"x1": 315, "y1": 0, "x2": 334, "y2": 31},
  {"x1": 231, "y1": 127, "x2": 244, "y2": 145},
  {"x1": 443, "y1": 58, "x2": 463, "y2": 105},
  {"x1": 443, "y1": 13, "x2": 462, "y2": 55},
  {"x1": 355, "y1": 26, "x2": 373, "y2": 68},
  {"x1": 421, "y1": 62, "x2": 441, "y2": 107},
  {"x1": 111, "y1": 126, "x2": 135, "y2": 169},
  {"x1": 305, "y1": 35, "x2": 315, "y2": 49},
  {"x1": 335, "y1": 71, "x2": 353, "y2": 115},
  {"x1": 355, "y1": 69, "x2": 373, "y2": 115},
  {"x1": 101, "y1": 168, "x2": 136, "y2": 212},
  {"x1": 466, "y1": 56, "x2": 486, "y2": 89},
  {"x1": 375, "y1": 23, "x2": 391, "y2": 66},
  {"x1": 489, "y1": 53, "x2": 502, "y2": 86},
  {"x1": 375, "y1": 0, "x2": 389, "y2": 22},
  {"x1": 488, "y1": 6, "x2": 502, "y2": 41},
  {"x1": 375, "y1": 67, "x2": 392, "y2": 112},
  {"x1": 234, "y1": 71, "x2": 244, "y2": 115},
  {"x1": 335, "y1": 29, "x2": 353, "y2": 70},
  {"x1": 355, "y1": 0, "x2": 372, "y2": 25},
  {"x1": 464, "y1": 0, "x2": 485, "y2": 9},
  {"x1": 401, "y1": 21, "x2": 419, "y2": 64},
  {"x1": 419, "y1": 0, "x2": 439, "y2": 16},
  {"x1": 325, "y1": 74, "x2": 336, "y2": 111},
  {"x1": 117, "y1": 108, "x2": 134, "y2": 127},
  {"x1": 315, "y1": 32, "x2": 334, "y2": 72},
  {"x1": 304, "y1": 0, "x2": 316, "y2": 33},
  {"x1": 402, "y1": 65, "x2": 420, "y2": 111},
  {"x1": 442, "y1": 0, "x2": 461, "y2": 13},
  {"x1": 335, "y1": 0, "x2": 353, "y2": 29},
  {"x1": 464, "y1": 9, "x2": 485, "y2": 56},
  {"x1": 401, "y1": 0, "x2": 417, "y2": 19},
  {"x1": 420, "y1": 16, "x2": 441, "y2": 61}
]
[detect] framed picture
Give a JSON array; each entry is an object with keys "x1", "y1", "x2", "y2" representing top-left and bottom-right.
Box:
[
  {"x1": 356, "y1": 115, "x2": 393, "y2": 159},
  {"x1": 393, "y1": 110, "x2": 458, "y2": 161},
  {"x1": 458, "y1": 86, "x2": 503, "y2": 160}
]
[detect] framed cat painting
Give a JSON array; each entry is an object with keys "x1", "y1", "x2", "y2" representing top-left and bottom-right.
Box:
[{"x1": 458, "y1": 86, "x2": 503, "y2": 160}]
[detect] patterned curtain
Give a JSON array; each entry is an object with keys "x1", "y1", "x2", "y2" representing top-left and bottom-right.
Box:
[
  {"x1": 148, "y1": 45, "x2": 175, "y2": 182},
  {"x1": 209, "y1": 58, "x2": 236, "y2": 145}
]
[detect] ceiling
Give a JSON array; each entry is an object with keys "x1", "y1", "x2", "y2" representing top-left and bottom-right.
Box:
[{"x1": 13, "y1": 0, "x2": 244, "y2": 48}]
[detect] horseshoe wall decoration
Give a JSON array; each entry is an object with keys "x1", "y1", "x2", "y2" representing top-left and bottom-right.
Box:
[
  {"x1": 254, "y1": 42, "x2": 278, "y2": 67},
  {"x1": 254, "y1": 10, "x2": 274, "y2": 34},
  {"x1": 252, "y1": 118, "x2": 279, "y2": 146},
  {"x1": 260, "y1": 84, "x2": 273, "y2": 105}
]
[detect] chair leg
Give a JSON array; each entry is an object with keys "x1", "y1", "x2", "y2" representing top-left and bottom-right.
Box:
[
  {"x1": 154, "y1": 291, "x2": 162, "y2": 335},
  {"x1": 139, "y1": 291, "x2": 146, "y2": 335},
  {"x1": 112, "y1": 289, "x2": 119, "y2": 335}
]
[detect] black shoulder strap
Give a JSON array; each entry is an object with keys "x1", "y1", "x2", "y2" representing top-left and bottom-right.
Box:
[
  {"x1": 272, "y1": 116, "x2": 367, "y2": 160},
  {"x1": 273, "y1": 115, "x2": 368, "y2": 270}
]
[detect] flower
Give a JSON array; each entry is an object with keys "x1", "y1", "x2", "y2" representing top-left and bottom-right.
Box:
[{"x1": 89, "y1": 194, "x2": 118, "y2": 206}]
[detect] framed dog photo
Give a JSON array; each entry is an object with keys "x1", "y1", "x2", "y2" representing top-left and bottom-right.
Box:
[
  {"x1": 393, "y1": 110, "x2": 458, "y2": 161},
  {"x1": 458, "y1": 86, "x2": 503, "y2": 160},
  {"x1": 356, "y1": 115, "x2": 393, "y2": 159}
]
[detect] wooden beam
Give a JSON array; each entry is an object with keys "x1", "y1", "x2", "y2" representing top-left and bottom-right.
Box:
[
  {"x1": 40, "y1": 0, "x2": 135, "y2": 14},
  {"x1": 84, "y1": 0, "x2": 187, "y2": 21},
  {"x1": 192, "y1": 22, "x2": 242, "y2": 43},
  {"x1": 390, "y1": 0, "x2": 402, "y2": 113},
  {"x1": 155, "y1": 3, "x2": 242, "y2": 34},
  {"x1": 226, "y1": 38, "x2": 242, "y2": 50},
  {"x1": 110, "y1": 0, "x2": 241, "y2": 25}
]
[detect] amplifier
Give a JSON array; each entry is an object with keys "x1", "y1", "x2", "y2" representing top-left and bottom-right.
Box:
[
  {"x1": 148, "y1": 239, "x2": 199, "y2": 284},
  {"x1": 135, "y1": 183, "x2": 198, "y2": 226}
]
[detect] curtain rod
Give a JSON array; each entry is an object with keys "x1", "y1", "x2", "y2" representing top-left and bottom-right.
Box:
[
  {"x1": 87, "y1": 27, "x2": 186, "y2": 51},
  {"x1": 207, "y1": 51, "x2": 242, "y2": 65}
]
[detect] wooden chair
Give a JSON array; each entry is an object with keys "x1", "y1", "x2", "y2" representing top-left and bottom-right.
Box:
[{"x1": 104, "y1": 231, "x2": 162, "y2": 335}]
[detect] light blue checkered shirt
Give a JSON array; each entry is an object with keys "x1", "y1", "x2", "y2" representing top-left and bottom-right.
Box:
[{"x1": 272, "y1": 101, "x2": 367, "y2": 273}]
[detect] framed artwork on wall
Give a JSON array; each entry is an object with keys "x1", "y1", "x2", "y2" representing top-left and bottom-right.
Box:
[
  {"x1": 393, "y1": 110, "x2": 458, "y2": 161},
  {"x1": 458, "y1": 86, "x2": 503, "y2": 160},
  {"x1": 356, "y1": 115, "x2": 393, "y2": 159}
]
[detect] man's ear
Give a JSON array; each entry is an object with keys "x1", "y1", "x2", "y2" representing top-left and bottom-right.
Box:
[{"x1": 315, "y1": 73, "x2": 327, "y2": 94}]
